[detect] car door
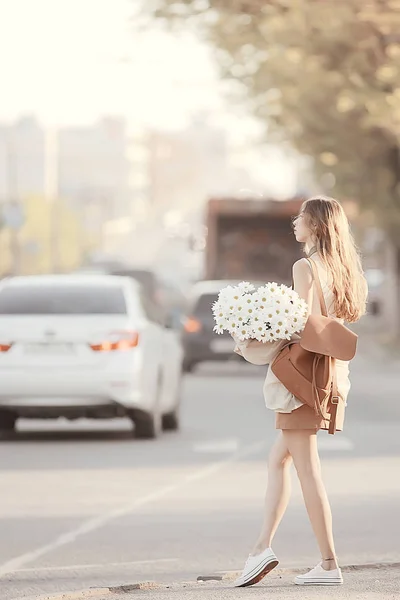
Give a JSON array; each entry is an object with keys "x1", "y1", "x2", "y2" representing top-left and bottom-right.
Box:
[
  {"x1": 160, "y1": 312, "x2": 183, "y2": 413},
  {"x1": 136, "y1": 288, "x2": 165, "y2": 407}
]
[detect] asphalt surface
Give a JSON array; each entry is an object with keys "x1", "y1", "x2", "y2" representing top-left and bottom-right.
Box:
[
  {"x1": 1, "y1": 346, "x2": 400, "y2": 600},
  {"x1": 116, "y1": 567, "x2": 400, "y2": 600}
]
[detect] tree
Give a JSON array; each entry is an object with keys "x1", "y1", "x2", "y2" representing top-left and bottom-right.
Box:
[
  {"x1": 144, "y1": 0, "x2": 400, "y2": 331},
  {"x1": 0, "y1": 195, "x2": 88, "y2": 276},
  {"x1": 144, "y1": 0, "x2": 400, "y2": 229}
]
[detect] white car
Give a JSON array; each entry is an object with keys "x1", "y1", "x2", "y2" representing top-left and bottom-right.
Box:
[{"x1": 0, "y1": 275, "x2": 183, "y2": 439}]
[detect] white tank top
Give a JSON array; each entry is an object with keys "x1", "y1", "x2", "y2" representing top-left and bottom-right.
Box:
[{"x1": 309, "y1": 258, "x2": 342, "y2": 323}]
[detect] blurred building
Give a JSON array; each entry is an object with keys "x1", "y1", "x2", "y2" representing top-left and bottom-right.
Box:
[
  {"x1": 0, "y1": 116, "x2": 133, "y2": 216},
  {"x1": 0, "y1": 116, "x2": 45, "y2": 201},
  {"x1": 148, "y1": 117, "x2": 229, "y2": 213},
  {"x1": 58, "y1": 117, "x2": 131, "y2": 221}
]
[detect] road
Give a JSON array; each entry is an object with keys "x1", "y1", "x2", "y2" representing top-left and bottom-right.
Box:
[{"x1": 1, "y1": 351, "x2": 400, "y2": 599}]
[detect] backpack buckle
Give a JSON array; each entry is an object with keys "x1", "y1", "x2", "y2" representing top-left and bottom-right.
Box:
[{"x1": 331, "y1": 395, "x2": 340, "y2": 405}]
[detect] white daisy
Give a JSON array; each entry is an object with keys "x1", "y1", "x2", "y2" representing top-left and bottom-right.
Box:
[
  {"x1": 252, "y1": 322, "x2": 268, "y2": 341},
  {"x1": 235, "y1": 322, "x2": 253, "y2": 341},
  {"x1": 211, "y1": 301, "x2": 226, "y2": 319},
  {"x1": 266, "y1": 329, "x2": 278, "y2": 341},
  {"x1": 239, "y1": 281, "x2": 256, "y2": 293},
  {"x1": 218, "y1": 285, "x2": 243, "y2": 306},
  {"x1": 213, "y1": 322, "x2": 226, "y2": 335},
  {"x1": 227, "y1": 320, "x2": 241, "y2": 336},
  {"x1": 263, "y1": 282, "x2": 279, "y2": 295}
]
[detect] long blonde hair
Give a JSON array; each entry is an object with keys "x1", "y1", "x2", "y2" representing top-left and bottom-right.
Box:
[{"x1": 302, "y1": 196, "x2": 367, "y2": 323}]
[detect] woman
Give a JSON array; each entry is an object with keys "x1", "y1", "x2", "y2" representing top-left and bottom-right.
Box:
[{"x1": 233, "y1": 196, "x2": 368, "y2": 588}]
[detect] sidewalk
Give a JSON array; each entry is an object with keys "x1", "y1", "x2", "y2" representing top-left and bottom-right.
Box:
[{"x1": 28, "y1": 564, "x2": 400, "y2": 600}]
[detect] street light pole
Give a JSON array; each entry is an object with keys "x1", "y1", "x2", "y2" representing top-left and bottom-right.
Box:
[
  {"x1": 5, "y1": 132, "x2": 22, "y2": 275},
  {"x1": 45, "y1": 126, "x2": 59, "y2": 272}
]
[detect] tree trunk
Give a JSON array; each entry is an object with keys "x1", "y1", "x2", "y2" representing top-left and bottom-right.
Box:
[{"x1": 382, "y1": 240, "x2": 400, "y2": 339}]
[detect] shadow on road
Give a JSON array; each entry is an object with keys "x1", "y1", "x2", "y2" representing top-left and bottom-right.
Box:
[
  {"x1": 0, "y1": 419, "x2": 185, "y2": 444},
  {"x1": 0, "y1": 428, "x2": 137, "y2": 443}
]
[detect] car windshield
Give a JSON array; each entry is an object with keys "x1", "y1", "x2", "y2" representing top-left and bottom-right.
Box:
[
  {"x1": 111, "y1": 269, "x2": 157, "y2": 298},
  {"x1": 0, "y1": 284, "x2": 127, "y2": 315},
  {"x1": 193, "y1": 293, "x2": 218, "y2": 315}
]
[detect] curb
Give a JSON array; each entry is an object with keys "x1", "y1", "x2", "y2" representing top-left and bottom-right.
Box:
[
  {"x1": 217, "y1": 561, "x2": 400, "y2": 580},
  {"x1": 24, "y1": 582, "x2": 163, "y2": 600},
  {"x1": 26, "y1": 562, "x2": 400, "y2": 600},
  {"x1": 25, "y1": 591, "x2": 111, "y2": 600}
]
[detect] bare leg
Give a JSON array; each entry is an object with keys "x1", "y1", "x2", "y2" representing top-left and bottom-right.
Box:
[
  {"x1": 252, "y1": 432, "x2": 292, "y2": 555},
  {"x1": 283, "y1": 430, "x2": 338, "y2": 570}
]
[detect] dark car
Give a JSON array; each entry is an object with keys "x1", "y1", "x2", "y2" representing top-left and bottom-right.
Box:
[
  {"x1": 181, "y1": 280, "x2": 264, "y2": 373},
  {"x1": 364, "y1": 268, "x2": 384, "y2": 316},
  {"x1": 111, "y1": 269, "x2": 186, "y2": 328},
  {"x1": 110, "y1": 268, "x2": 158, "y2": 299}
]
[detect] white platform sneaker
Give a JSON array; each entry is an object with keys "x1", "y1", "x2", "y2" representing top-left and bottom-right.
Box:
[
  {"x1": 294, "y1": 562, "x2": 343, "y2": 586},
  {"x1": 233, "y1": 547, "x2": 279, "y2": 588}
]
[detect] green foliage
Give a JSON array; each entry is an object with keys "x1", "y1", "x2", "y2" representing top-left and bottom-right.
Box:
[{"x1": 145, "y1": 0, "x2": 400, "y2": 233}]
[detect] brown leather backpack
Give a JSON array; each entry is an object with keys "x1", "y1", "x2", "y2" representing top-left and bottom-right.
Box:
[{"x1": 271, "y1": 258, "x2": 358, "y2": 435}]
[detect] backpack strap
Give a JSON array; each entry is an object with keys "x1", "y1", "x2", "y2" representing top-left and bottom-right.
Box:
[
  {"x1": 306, "y1": 258, "x2": 329, "y2": 318},
  {"x1": 329, "y1": 359, "x2": 339, "y2": 435},
  {"x1": 306, "y1": 258, "x2": 340, "y2": 434}
]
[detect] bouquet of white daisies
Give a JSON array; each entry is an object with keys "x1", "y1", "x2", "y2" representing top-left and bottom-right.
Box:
[{"x1": 212, "y1": 281, "x2": 308, "y2": 343}]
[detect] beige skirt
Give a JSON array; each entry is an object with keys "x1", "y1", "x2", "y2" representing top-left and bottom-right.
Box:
[{"x1": 276, "y1": 360, "x2": 351, "y2": 432}]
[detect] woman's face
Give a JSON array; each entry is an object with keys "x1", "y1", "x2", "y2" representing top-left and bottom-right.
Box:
[{"x1": 293, "y1": 211, "x2": 313, "y2": 244}]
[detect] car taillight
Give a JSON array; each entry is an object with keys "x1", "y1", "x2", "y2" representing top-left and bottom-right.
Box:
[
  {"x1": 89, "y1": 331, "x2": 139, "y2": 352},
  {"x1": 184, "y1": 317, "x2": 202, "y2": 333},
  {"x1": 0, "y1": 343, "x2": 12, "y2": 352}
]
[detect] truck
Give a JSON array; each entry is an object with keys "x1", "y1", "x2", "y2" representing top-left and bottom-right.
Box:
[{"x1": 204, "y1": 197, "x2": 304, "y2": 285}]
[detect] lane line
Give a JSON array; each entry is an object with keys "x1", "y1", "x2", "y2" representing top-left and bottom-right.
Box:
[
  {"x1": 8, "y1": 558, "x2": 179, "y2": 575},
  {"x1": 318, "y1": 435, "x2": 355, "y2": 451},
  {"x1": 0, "y1": 439, "x2": 265, "y2": 579},
  {"x1": 193, "y1": 438, "x2": 239, "y2": 453}
]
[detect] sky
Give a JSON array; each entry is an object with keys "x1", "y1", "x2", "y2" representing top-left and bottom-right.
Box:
[
  {"x1": 0, "y1": 0, "x2": 299, "y2": 195},
  {"x1": 0, "y1": 0, "x2": 226, "y2": 128}
]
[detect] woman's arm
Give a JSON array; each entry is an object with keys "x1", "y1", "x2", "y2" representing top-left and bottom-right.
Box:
[
  {"x1": 233, "y1": 261, "x2": 313, "y2": 365},
  {"x1": 292, "y1": 258, "x2": 313, "y2": 315}
]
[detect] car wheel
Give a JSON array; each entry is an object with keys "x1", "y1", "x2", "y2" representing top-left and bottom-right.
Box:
[
  {"x1": 162, "y1": 408, "x2": 180, "y2": 431},
  {"x1": 132, "y1": 376, "x2": 163, "y2": 440},
  {"x1": 0, "y1": 410, "x2": 17, "y2": 438},
  {"x1": 162, "y1": 379, "x2": 181, "y2": 431},
  {"x1": 133, "y1": 409, "x2": 162, "y2": 439}
]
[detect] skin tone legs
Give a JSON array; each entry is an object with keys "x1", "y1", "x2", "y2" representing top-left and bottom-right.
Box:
[
  {"x1": 251, "y1": 433, "x2": 292, "y2": 554},
  {"x1": 251, "y1": 430, "x2": 339, "y2": 571}
]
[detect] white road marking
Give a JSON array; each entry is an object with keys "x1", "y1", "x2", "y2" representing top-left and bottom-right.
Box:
[
  {"x1": 0, "y1": 439, "x2": 265, "y2": 579},
  {"x1": 9, "y1": 558, "x2": 179, "y2": 575},
  {"x1": 193, "y1": 438, "x2": 239, "y2": 453},
  {"x1": 318, "y1": 435, "x2": 355, "y2": 451}
]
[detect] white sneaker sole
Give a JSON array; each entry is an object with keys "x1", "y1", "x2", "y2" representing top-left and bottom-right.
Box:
[
  {"x1": 295, "y1": 577, "x2": 343, "y2": 586},
  {"x1": 234, "y1": 556, "x2": 279, "y2": 588}
]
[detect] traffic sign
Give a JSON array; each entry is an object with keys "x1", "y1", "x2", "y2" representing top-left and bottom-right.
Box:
[{"x1": 1, "y1": 203, "x2": 25, "y2": 230}]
